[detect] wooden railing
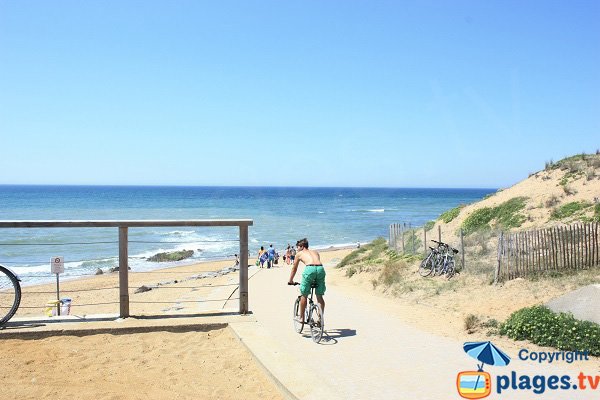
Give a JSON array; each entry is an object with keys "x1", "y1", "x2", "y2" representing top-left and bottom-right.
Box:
[{"x1": 0, "y1": 219, "x2": 253, "y2": 316}]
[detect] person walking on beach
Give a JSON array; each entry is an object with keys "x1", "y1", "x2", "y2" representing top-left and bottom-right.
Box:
[
  {"x1": 267, "y1": 244, "x2": 276, "y2": 269},
  {"x1": 289, "y1": 245, "x2": 296, "y2": 264},
  {"x1": 288, "y1": 238, "x2": 325, "y2": 323},
  {"x1": 258, "y1": 246, "x2": 266, "y2": 268},
  {"x1": 283, "y1": 244, "x2": 292, "y2": 265}
]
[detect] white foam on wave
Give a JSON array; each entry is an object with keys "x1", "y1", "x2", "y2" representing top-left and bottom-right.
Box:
[
  {"x1": 164, "y1": 230, "x2": 196, "y2": 236},
  {"x1": 349, "y1": 208, "x2": 385, "y2": 213}
]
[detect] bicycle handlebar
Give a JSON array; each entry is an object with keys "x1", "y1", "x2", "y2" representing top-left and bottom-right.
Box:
[
  {"x1": 288, "y1": 282, "x2": 300, "y2": 286},
  {"x1": 430, "y1": 240, "x2": 459, "y2": 253}
]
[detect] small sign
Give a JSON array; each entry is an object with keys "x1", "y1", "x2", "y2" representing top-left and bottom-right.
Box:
[{"x1": 51, "y1": 256, "x2": 64, "y2": 274}]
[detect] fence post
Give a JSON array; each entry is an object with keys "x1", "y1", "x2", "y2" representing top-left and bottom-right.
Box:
[
  {"x1": 401, "y1": 224, "x2": 405, "y2": 253},
  {"x1": 460, "y1": 229, "x2": 465, "y2": 271},
  {"x1": 239, "y1": 224, "x2": 249, "y2": 314},
  {"x1": 438, "y1": 225, "x2": 441, "y2": 243},
  {"x1": 494, "y1": 231, "x2": 503, "y2": 284},
  {"x1": 118, "y1": 226, "x2": 130, "y2": 318},
  {"x1": 423, "y1": 227, "x2": 427, "y2": 256}
]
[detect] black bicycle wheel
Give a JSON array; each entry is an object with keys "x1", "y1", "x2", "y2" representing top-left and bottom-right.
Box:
[
  {"x1": 418, "y1": 254, "x2": 434, "y2": 277},
  {"x1": 308, "y1": 303, "x2": 324, "y2": 343},
  {"x1": 292, "y1": 296, "x2": 304, "y2": 333},
  {"x1": 0, "y1": 265, "x2": 21, "y2": 326}
]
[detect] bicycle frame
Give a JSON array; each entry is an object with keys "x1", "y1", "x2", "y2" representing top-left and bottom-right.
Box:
[{"x1": 290, "y1": 282, "x2": 324, "y2": 343}]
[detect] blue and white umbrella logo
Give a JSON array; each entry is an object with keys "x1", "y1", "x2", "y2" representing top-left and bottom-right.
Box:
[{"x1": 463, "y1": 341, "x2": 511, "y2": 371}]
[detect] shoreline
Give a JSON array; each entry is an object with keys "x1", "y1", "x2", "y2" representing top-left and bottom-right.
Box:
[
  {"x1": 14, "y1": 242, "x2": 364, "y2": 288},
  {"x1": 11, "y1": 246, "x2": 356, "y2": 320}
]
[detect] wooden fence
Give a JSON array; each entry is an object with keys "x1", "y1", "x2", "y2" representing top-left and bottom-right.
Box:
[
  {"x1": 389, "y1": 223, "x2": 418, "y2": 253},
  {"x1": 389, "y1": 223, "x2": 466, "y2": 270},
  {"x1": 495, "y1": 222, "x2": 600, "y2": 282}
]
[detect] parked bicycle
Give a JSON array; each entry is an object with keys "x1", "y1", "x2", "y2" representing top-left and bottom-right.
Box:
[
  {"x1": 288, "y1": 282, "x2": 324, "y2": 343},
  {"x1": 0, "y1": 264, "x2": 22, "y2": 326},
  {"x1": 419, "y1": 240, "x2": 459, "y2": 278}
]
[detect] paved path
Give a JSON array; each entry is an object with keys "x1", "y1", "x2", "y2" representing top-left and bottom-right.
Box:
[{"x1": 229, "y1": 264, "x2": 599, "y2": 400}]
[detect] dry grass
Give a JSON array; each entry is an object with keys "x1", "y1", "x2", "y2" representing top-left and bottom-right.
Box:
[{"x1": 337, "y1": 239, "x2": 600, "y2": 339}]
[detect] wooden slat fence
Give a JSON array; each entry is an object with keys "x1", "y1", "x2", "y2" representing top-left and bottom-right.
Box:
[
  {"x1": 389, "y1": 222, "x2": 420, "y2": 254},
  {"x1": 495, "y1": 222, "x2": 600, "y2": 282}
]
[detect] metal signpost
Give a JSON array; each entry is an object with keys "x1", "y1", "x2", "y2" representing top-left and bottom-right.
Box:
[{"x1": 51, "y1": 256, "x2": 64, "y2": 315}]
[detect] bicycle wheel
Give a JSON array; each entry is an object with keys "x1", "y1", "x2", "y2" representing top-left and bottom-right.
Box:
[
  {"x1": 432, "y1": 255, "x2": 444, "y2": 276},
  {"x1": 308, "y1": 303, "x2": 324, "y2": 343},
  {"x1": 0, "y1": 266, "x2": 21, "y2": 326},
  {"x1": 292, "y1": 296, "x2": 304, "y2": 333},
  {"x1": 446, "y1": 259, "x2": 456, "y2": 279},
  {"x1": 418, "y1": 254, "x2": 434, "y2": 277}
]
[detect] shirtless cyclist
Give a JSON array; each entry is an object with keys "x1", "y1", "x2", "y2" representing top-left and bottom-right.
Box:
[{"x1": 288, "y1": 238, "x2": 325, "y2": 322}]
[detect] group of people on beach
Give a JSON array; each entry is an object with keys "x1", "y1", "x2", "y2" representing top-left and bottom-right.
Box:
[{"x1": 256, "y1": 243, "x2": 298, "y2": 268}]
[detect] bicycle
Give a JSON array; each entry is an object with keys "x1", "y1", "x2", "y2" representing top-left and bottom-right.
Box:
[
  {"x1": 419, "y1": 240, "x2": 459, "y2": 278},
  {"x1": 0, "y1": 264, "x2": 22, "y2": 326},
  {"x1": 288, "y1": 282, "x2": 324, "y2": 343},
  {"x1": 419, "y1": 245, "x2": 440, "y2": 277},
  {"x1": 436, "y1": 243, "x2": 458, "y2": 278}
]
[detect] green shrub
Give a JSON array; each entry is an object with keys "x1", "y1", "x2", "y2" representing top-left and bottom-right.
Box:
[
  {"x1": 423, "y1": 220, "x2": 435, "y2": 232},
  {"x1": 439, "y1": 205, "x2": 464, "y2": 224},
  {"x1": 550, "y1": 201, "x2": 592, "y2": 220},
  {"x1": 367, "y1": 237, "x2": 389, "y2": 260},
  {"x1": 494, "y1": 197, "x2": 528, "y2": 228},
  {"x1": 500, "y1": 305, "x2": 600, "y2": 356},
  {"x1": 337, "y1": 247, "x2": 367, "y2": 268},
  {"x1": 337, "y1": 237, "x2": 388, "y2": 268},
  {"x1": 461, "y1": 207, "x2": 496, "y2": 234},
  {"x1": 594, "y1": 204, "x2": 600, "y2": 222},
  {"x1": 461, "y1": 197, "x2": 528, "y2": 234}
]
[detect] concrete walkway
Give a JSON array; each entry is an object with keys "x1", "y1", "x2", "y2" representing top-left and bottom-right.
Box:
[{"x1": 229, "y1": 264, "x2": 599, "y2": 400}]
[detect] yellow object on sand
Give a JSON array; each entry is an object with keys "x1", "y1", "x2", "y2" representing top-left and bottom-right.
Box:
[{"x1": 45, "y1": 300, "x2": 61, "y2": 317}]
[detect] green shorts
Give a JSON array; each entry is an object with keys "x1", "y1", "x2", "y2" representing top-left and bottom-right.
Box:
[{"x1": 300, "y1": 265, "x2": 326, "y2": 296}]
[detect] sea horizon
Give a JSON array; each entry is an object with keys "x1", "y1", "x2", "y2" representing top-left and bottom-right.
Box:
[
  {"x1": 0, "y1": 183, "x2": 498, "y2": 190},
  {"x1": 0, "y1": 185, "x2": 495, "y2": 285}
]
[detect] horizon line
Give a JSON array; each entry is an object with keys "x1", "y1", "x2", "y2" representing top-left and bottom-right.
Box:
[{"x1": 0, "y1": 183, "x2": 498, "y2": 191}]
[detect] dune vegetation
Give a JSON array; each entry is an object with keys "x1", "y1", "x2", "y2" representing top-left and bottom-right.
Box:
[{"x1": 336, "y1": 152, "x2": 600, "y2": 351}]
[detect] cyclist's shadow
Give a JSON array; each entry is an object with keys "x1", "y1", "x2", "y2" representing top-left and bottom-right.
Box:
[{"x1": 318, "y1": 328, "x2": 356, "y2": 345}]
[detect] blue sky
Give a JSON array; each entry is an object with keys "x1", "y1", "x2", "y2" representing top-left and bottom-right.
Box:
[{"x1": 1, "y1": 1, "x2": 598, "y2": 188}]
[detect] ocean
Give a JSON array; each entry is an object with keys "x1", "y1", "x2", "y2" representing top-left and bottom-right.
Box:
[{"x1": 0, "y1": 185, "x2": 494, "y2": 285}]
